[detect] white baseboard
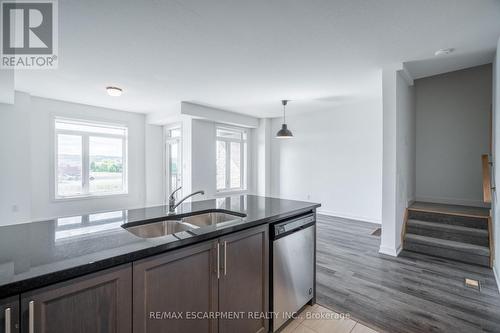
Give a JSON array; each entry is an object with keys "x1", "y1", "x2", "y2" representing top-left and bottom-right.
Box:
[
  {"x1": 379, "y1": 245, "x2": 402, "y2": 257},
  {"x1": 415, "y1": 195, "x2": 489, "y2": 208},
  {"x1": 317, "y1": 209, "x2": 381, "y2": 224},
  {"x1": 494, "y1": 263, "x2": 500, "y2": 294}
]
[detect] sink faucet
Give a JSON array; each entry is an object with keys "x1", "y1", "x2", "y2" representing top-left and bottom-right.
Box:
[{"x1": 168, "y1": 186, "x2": 205, "y2": 213}]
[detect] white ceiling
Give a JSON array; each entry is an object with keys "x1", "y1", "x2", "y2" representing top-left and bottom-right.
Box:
[{"x1": 14, "y1": 0, "x2": 500, "y2": 118}]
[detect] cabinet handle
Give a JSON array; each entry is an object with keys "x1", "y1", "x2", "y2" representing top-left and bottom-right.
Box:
[
  {"x1": 29, "y1": 301, "x2": 34, "y2": 333},
  {"x1": 5, "y1": 307, "x2": 11, "y2": 333},
  {"x1": 216, "y1": 243, "x2": 220, "y2": 279},
  {"x1": 224, "y1": 241, "x2": 227, "y2": 276}
]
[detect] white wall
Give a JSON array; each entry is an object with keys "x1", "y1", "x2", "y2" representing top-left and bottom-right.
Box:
[
  {"x1": 415, "y1": 65, "x2": 492, "y2": 207},
  {"x1": 492, "y1": 37, "x2": 500, "y2": 290},
  {"x1": 191, "y1": 119, "x2": 217, "y2": 199},
  {"x1": 395, "y1": 70, "x2": 416, "y2": 250},
  {"x1": 181, "y1": 116, "x2": 193, "y2": 196},
  {"x1": 0, "y1": 92, "x2": 164, "y2": 225},
  {"x1": 0, "y1": 69, "x2": 14, "y2": 104},
  {"x1": 255, "y1": 118, "x2": 271, "y2": 197},
  {"x1": 0, "y1": 93, "x2": 32, "y2": 224},
  {"x1": 145, "y1": 124, "x2": 164, "y2": 206},
  {"x1": 270, "y1": 97, "x2": 383, "y2": 223},
  {"x1": 380, "y1": 65, "x2": 415, "y2": 256}
]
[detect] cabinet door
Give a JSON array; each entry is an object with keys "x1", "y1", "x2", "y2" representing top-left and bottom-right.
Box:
[
  {"x1": 133, "y1": 241, "x2": 218, "y2": 333},
  {"x1": 0, "y1": 296, "x2": 19, "y2": 333},
  {"x1": 21, "y1": 264, "x2": 132, "y2": 333},
  {"x1": 219, "y1": 225, "x2": 269, "y2": 333}
]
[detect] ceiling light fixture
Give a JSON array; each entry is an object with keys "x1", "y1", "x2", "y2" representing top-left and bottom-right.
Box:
[
  {"x1": 434, "y1": 48, "x2": 454, "y2": 56},
  {"x1": 276, "y1": 100, "x2": 293, "y2": 139},
  {"x1": 106, "y1": 86, "x2": 123, "y2": 97}
]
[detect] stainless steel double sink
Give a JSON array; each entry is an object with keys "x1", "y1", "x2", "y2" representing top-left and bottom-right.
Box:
[{"x1": 123, "y1": 212, "x2": 244, "y2": 238}]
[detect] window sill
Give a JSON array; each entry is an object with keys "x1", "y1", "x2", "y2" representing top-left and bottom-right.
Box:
[{"x1": 53, "y1": 192, "x2": 129, "y2": 202}]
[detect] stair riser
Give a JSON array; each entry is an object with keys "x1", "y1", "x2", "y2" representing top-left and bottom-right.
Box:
[
  {"x1": 408, "y1": 210, "x2": 488, "y2": 229},
  {"x1": 404, "y1": 240, "x2": 490, "y2": 267},
  {"x1": 406, "y1": 226, "x2": 489, "y2": 247}
]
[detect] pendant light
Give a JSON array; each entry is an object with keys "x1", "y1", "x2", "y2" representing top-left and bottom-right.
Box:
[{"x1": 276, "y1": 100, "x2": 293, "y2": 138}]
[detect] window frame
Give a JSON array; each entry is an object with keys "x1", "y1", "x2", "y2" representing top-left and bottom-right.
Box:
[
  {"x1": 53, "y1": 117, "x2": 128, "y2": 200},
  {"x1": 215, "y1": 124, "x2": 248, "y2": 193}
]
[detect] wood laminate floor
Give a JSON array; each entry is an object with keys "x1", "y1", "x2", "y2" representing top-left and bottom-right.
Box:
[{"x1": 315, "y1": 215, "x2": 500, "y2": 333}]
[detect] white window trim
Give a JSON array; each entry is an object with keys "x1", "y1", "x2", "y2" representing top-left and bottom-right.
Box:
[
  {"x1": 53, "y1": 117, "x2": 129, "y2": 200},
  {"x1": 215, "y1": 124, "x2": 248, "y2": 194}
]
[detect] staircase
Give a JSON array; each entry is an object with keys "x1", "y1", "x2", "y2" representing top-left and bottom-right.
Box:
[{"x1": 403, "y1": 202, "x2": 491, "y2": 267}]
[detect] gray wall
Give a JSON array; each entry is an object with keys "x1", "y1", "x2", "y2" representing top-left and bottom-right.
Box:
[
  {"x1": 492, "y1": 37, "x2": 499, "y2": 287},
  {"x1": 415, "y1": 64, "x2": 492, "y2": 207}
]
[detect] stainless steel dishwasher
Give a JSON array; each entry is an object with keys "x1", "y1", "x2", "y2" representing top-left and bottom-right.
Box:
[{"x1": 271, "y1": 213, "x2": 315, "y2": 332}]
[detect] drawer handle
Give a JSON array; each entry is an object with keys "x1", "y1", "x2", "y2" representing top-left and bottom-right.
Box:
[
  {"x1": 224, "y1": 241, "x2": 227, "y2": 276},
  {"x1": 216, "y1": 243, "x2": 220, "y2": 279},
  {"x1": 5, "y1": 307, "x2": 10, "y2": 333},
  {"x1": 29, "y1": 301, "x2": 34, "y2": 333}
]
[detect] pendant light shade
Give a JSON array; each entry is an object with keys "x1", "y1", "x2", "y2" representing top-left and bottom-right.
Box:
[
  {"x1": 276, "y1": 100, "x2": 294, "y2": 138},
  {"x1": 276, "y1": 124, "x2": 293, "y2": 137}
]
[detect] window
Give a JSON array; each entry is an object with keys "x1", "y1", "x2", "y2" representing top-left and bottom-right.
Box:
[
  {"x1": 55, "y1": 118, "x2": 128, "y2": 198},
  {"x1": 216, "y1": 126, "x2": 247, "y2": 192},
  {"x1": 166, "y1": 126, "x2": 182, "y2": 199}
]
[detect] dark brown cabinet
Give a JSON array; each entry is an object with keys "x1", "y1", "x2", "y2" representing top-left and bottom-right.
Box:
[
  {"x1": 133, "y1": 240, "x2": 219, "y2": 333},
  {"x1": 20, "y1": 264, "x2": 132, "y2": 333},
  {"x1": 5, "y1": 223, "x2": 271, "y2": 333},
  {"x1": 133, "y1": 224, "x2": 269, "y2": 333},
  {"x1": 1, "y1": 296, "x2": 20, "y2": 333},
  {"x1": 219, "y1": 225, "x2": 269, "y2": 333}
]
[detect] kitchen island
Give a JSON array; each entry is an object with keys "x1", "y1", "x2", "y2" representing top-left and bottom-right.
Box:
[{"x1": 0, "y1": 195, "x2": 320, "y2": 333}]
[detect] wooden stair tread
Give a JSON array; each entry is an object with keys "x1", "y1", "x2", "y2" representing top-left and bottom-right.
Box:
[
  {"x1": 404, "y1": 234, "x2": 490, "y2": 256},
  {"x1": 407, "y1": 219, "x2": 488, "y2": 235},
  {"x1": 409, "y1": 201, "x2": 490, "y2": 218}
]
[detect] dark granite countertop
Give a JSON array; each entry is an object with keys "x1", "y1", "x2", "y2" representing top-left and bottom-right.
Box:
[{"x1": 0, "y1": 195, "x2": 320, "y2": 298}]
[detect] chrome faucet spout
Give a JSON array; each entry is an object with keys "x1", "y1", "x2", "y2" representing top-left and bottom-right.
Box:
[{"x1": 169, "y1": 187, "x2": 205, "y2": 213}]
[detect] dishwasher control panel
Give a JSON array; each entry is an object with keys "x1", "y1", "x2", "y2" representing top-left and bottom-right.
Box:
[{"x1": 272, "y1": 213, "x2": 315, "y2": 238}]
